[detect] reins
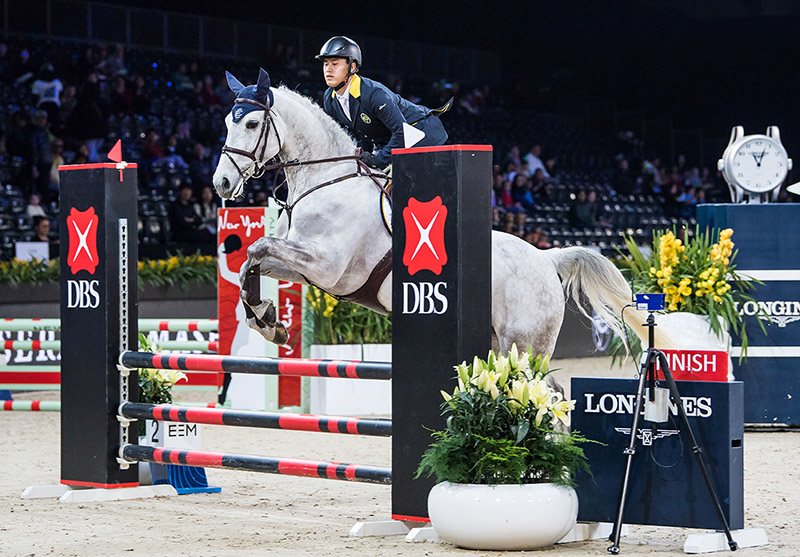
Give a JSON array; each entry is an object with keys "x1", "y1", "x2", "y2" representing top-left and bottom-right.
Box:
[{"x1": 270, "y1": 154, "x2": 391, "y2": 228}]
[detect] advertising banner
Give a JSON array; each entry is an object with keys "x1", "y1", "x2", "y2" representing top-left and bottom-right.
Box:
[{"x1": 217, "y1": 207, "x2": 301, "y2": 409}]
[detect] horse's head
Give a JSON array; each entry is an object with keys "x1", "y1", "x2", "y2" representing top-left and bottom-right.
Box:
[{"x1": 213, "y1": 68, "x2": 280, "y2": 199}]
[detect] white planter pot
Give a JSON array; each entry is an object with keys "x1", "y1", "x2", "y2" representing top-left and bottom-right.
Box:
[
  {"x1": 428, "y1": 481, "x2": 578, "y2": 550},
  {"x1": 308, "y1": 344, "x2": 391, "y2": 416},
  {"x1": 658, "y1": 312, "x2": 734, "y2": 380}
]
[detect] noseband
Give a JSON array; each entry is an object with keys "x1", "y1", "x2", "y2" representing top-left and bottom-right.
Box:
[{"x1": 220, "y1": 97, "x2": 280, "y2": 181}]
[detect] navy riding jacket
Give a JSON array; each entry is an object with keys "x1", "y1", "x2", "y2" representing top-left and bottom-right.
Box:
[{"x1": 323, "y1": 75, "x2": 447, "y2": 167}]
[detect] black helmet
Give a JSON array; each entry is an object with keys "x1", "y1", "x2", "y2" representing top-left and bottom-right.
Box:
[{"x1": 316, "y1": 36, "x2": 362, "y2": 69}]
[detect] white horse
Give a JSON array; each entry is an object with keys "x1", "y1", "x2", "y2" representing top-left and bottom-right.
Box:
[{"x1": 212, "y1": 69, "x2": 675, "y2": 357}]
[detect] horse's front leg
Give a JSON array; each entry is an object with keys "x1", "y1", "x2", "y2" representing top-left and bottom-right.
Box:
[{"x1": 239, "y1": 237, "x2": 340, "y2": 345}]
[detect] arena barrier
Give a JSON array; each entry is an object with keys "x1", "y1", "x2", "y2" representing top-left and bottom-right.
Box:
[
  {"x1": 0, "y1": 318, "x2": 218, "y2": 332},
  {"x1": 3, "y1": 340, "x2": 218, "y2": 352},
  {"x1": 0, "y1": 318, "x2": 220, "y2": 393},
  {"x1": 33, "y1": 147, "x2": 491, "y2": 522},
  {"x1": 2, "y1": 400, "x2": 61, "y2": 411},
  {"x1": 2, "y1": 400, "x2": 221, "y2": 412}
]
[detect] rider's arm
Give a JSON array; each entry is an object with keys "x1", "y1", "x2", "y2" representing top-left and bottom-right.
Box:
[{"x1": 364, "y1": 88, "x2": 406, "y2": 168}]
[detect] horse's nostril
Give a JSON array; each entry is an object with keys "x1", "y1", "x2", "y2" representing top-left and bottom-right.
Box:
[{"x1": 221, "y1": 177, "x2": 230, "y2": 190}]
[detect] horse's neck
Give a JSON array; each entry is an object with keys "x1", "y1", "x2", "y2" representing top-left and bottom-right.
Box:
[{"x1": 273, "y1": 93, "x2": 355, "y2": 198}]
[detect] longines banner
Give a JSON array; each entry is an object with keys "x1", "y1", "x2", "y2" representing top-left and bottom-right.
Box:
[
  {"x1": 698, "y1": 204, "x2": 799, "y2": 423},
  {"x1": 572, "y1": 377, "x2": 744, "y2": 530}
]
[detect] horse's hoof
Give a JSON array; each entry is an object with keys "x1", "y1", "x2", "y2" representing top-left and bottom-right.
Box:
[
  {"x1": 274, "y1": 322, "x2": 289, "y2": 345},
  {"x1": 262, "y1": 300, "x2": 276, "y2": 326}
]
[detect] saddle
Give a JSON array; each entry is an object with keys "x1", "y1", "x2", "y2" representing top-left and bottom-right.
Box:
[{"x1": 338, "y1": 168, "x2": 392, "y2": 314}]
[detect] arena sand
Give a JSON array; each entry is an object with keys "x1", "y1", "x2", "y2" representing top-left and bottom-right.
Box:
[{"x1": 1, "y1": 357, "x2": 798, "y2": 556}]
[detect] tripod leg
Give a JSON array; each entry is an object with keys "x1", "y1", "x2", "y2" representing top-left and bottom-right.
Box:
[
  {"x1": 656, "y1": 351, "x2": 739, "y2": 552},
  {"x1": 607, "y1": 350, "x2": 653, "y2": 554}
]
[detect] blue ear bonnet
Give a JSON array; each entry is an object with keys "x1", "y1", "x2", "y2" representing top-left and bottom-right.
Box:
[
  {"x1": 231, "y1": 85, "x2": 275, "y2": 123},
  {"x1": 226, "y1": 68, "x2": 274, "y2": 123}
]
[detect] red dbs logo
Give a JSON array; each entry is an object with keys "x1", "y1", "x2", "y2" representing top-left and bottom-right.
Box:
[
  {"x1": 402, "y1": 196, "x2": 448, "y2": 275},
  {"x1": 67, "y1": 207, "x2": 99, "y2": 275}
]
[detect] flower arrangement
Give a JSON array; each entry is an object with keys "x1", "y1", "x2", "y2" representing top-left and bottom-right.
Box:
[
  {"x1": 136, "y1": 252, "x2": 217, "y2": 289},
  {"x1": 0, "y1": 252, "x2": 217, "y2": 289},
  {"x1": 137, "y1": 333, "x2": 187, "y2": 435},
  {"x1": 305, "y1": 285, "x2": 392, "y2": 345},
  {"x1": 416, "y1": 345, "x2": 593, "y2": 487},
  {"x1": 620, "y1": 227, "x2": 760, "y2": 353},
  {"x1": 0, "y1": 258, "x2": 59, "y2": 285}
]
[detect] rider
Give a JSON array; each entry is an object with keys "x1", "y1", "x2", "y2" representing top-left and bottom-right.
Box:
[{"x1": 317, "y1": 36, "x2": 450, "y2": 169}]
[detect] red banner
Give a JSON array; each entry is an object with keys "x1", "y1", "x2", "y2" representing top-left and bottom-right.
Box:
[
  {"x1": 655, "y1": 349, "x2": 729, "y2": 382},
  {"x1": 217, "y1": 207, "x2": 302, "y2": 407},
  {"x1": 278, "y1": 282, "x2": 302, "y2": 406}
]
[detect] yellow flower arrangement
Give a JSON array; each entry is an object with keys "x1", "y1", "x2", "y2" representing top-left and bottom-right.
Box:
[
  {"x1": 622, "y1": 226, "x2": 762, "y2": 355},
  {"x1": 1, "y1": 253, "x2": 216, "y2": 288},
  {"x1": 305, "y1": 285, "x2": 391, "y2": 344}
]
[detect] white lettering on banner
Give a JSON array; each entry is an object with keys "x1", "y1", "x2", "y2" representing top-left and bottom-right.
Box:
[
  {"x1": 66, "y1": 279, "x2": 100, "y2": 308},
  {"x1": 217, "y1": 210, "x2": 267, "y2": 238},
  {"x1": 402, "y1": 282, "x2": 449, "y2": 314},
  {"x1": 585, "y1": 393, "x2": 713, "y2": 418},
  {"x1": 3, "y1": 330, "x2": 61, "y2": 364},
  {"x1": 737, "y1": 300, "x2": 800, "y2": 327},
  {"x1": 655, "y1": 350, "x2": 725, "y2": 376},
  {"x1": 278, "y1": 283, "x2": 296, "y2": 355}
]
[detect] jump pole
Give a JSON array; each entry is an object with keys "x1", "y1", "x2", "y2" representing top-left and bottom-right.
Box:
[{"x1": 27, "y1": 148, "x2": 493, "y2": 519}]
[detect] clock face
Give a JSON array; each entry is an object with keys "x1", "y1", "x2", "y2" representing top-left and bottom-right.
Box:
[{"x1": 729, "y1": 137, "x2": 789, "y2": 193}]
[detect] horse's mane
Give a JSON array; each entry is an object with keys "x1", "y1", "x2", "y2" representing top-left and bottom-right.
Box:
[{"x1": 274, "y1": 85, "x2": 356, "y2": 154}]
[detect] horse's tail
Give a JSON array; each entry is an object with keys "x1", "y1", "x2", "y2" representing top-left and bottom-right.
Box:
[{"x1": 544, "y1": 246, "x2": 680, "y2": 351}]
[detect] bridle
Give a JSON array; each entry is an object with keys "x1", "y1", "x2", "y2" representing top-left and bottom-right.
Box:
[
  {"x1": 219, "y1": 95, "x2": 391, "y2": 228},
  {"x1": 220, "y1": 97, "x2": 279, "y2": 182}
]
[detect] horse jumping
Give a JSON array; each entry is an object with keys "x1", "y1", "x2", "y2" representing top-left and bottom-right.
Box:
[{"x1": 212, "y1": 69, "x2": 677, "y2": 356}]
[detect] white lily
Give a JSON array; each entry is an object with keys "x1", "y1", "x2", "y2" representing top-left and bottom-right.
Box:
[
  {"x1": 472, "y1": 355, "x2": 485, "y2": 377},
  {"x1": 455, "y1": 362, "x2": 470, "y2": 388},
  {"x1": 551, "y1": 399, "x2": 575, "y2": 427},
  {"x1": 534, "y1": 406, "x2": 548, "y2": 427},
  {"x1": 508, "y1": 343, "x2": 520, "y2": 369},
  {"x1": 529, "y1": 379, "x2": 551, "y2": 410},
  {"x1": 507, "y1": 379, "x2": 530, "y2": 412}
]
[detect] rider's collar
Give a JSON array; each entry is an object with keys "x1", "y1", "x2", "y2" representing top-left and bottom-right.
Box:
[
  {"x1": 331, "y1": 74, "x2": 361, "y2": 100},
  {"x1": 231, "y1": 85, "x2": 275, "y2": 123}
]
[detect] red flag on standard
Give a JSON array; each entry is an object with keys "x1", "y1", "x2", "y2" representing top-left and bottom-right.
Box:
[{"x1": 107, "y1": 139, "x2": 122, "y2": 163}]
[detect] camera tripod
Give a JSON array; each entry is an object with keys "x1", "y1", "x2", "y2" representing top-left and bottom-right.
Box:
[{"x1": 607, "y1": 312, "x2": 738, "y2": 554}]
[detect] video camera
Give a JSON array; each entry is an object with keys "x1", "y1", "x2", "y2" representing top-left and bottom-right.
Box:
[{"x1": 635, "y1": 293, "x2": 665, "y2": 312}]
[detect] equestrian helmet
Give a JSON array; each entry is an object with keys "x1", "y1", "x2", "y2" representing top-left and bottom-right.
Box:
[{"x1": 316, "y1": 36, "x2": 362, "y2": 69}]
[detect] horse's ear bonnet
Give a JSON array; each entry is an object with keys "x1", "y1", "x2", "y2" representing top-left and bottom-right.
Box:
[{"x1": 227, "y1": 68, "x2": 275, "y2": 123}]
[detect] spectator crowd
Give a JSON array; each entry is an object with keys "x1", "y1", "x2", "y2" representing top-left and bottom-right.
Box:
[{"x1": 0, "y1": 34, "x2": 793, "y2": 262}]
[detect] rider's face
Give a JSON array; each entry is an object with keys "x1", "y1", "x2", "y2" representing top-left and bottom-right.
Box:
[{"x1": 323, "y1": 57, "x2": 350, "y2": 87}]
